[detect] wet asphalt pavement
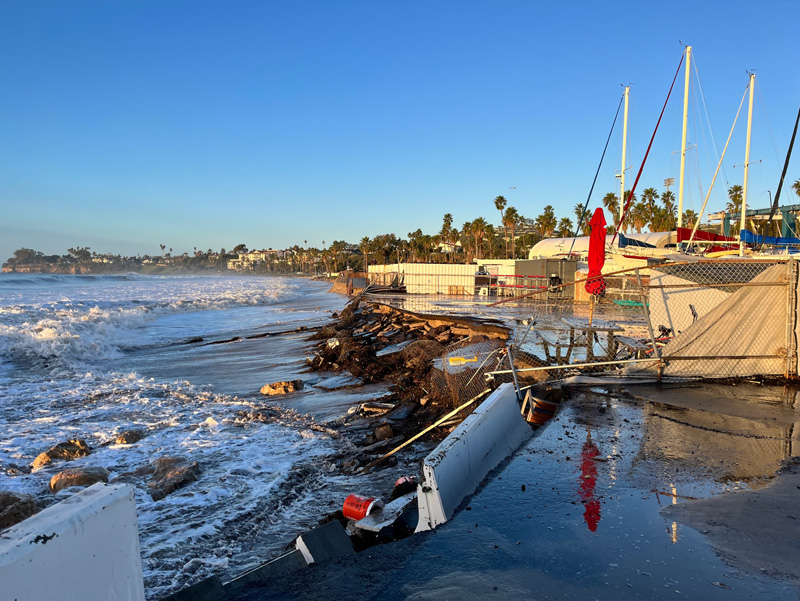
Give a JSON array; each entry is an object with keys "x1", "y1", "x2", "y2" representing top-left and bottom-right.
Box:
[{"x1": 230, "y1": 384, "x2": 799, "y2": 601}]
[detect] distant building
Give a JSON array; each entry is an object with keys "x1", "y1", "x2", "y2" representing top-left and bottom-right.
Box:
[{"x1": 228, "y1": 249, "x2": 288, "y2": 270}]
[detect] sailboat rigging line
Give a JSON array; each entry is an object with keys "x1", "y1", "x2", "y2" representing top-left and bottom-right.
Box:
[
  {"x1": 762, "y1": 105, "x2": 800, "y2": 242},
  {"x1": 694, "y1": 58, "x2": 727, "y2": 186},
  {"x1": 687, "y1": 85, "x2": 748, "y2": 247},
  {"x1": 613, "y1": 53, "x2": 684, "y2": 246},
  {"x1": 567, "y1": 92, "x2": 625, "y2": 254},
  {"x1": 755, "y1": 81, "x2": 783, "y2": 166},
  {"x1": 691, "y1": 82, "x2": 704, "y2": 211}
]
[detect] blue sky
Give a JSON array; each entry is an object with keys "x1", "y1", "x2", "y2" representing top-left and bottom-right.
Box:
[{"x1": 1, "y1": 0, "x2": 798, "y2": 261}]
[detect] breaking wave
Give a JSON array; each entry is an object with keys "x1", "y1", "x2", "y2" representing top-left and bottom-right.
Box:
[{"x1": 0, "y1": 274, "x2": 305, "y2": 371}]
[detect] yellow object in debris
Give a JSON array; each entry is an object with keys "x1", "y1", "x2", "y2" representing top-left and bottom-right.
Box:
[{"x1": 448, "y1": 355, "x2": 478, "y2": 366}]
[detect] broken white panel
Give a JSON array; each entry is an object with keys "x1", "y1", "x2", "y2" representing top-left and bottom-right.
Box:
[
  {"x1": 0, "y1": 483, "x2": 145, "y2": 601},
  {"x1": 415, "y1": 383, "x2": 533, "y2": 532},
  {"x1": 354, "y1": 492, "x2": 416, "y2": 533}
]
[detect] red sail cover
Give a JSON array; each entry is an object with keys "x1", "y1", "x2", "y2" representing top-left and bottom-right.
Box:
[
  {"x1": 676, "y1": 227, "x2": 737, "y2": 243},
  {"x1": 585, "y1": 208, "x2": 607, "y2": 295}
]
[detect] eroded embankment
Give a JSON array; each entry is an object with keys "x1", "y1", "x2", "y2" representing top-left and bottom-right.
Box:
[{"x1": 301, "y1": 297, "x2": 512, "y2": 464}]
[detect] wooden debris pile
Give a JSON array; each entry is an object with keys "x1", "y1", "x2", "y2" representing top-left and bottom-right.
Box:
[{"x1": 303, "y1": 299, "x2": 511, "y2": 469}]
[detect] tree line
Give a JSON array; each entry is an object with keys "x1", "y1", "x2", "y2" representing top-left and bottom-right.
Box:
[{"x1": 6, "y1": 179, "x2": 799, "y2": 275}]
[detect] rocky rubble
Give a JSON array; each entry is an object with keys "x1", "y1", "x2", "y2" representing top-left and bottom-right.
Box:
[
  {"x1": 301, "y1": 298, "x2": 513, "y2": 472},
  {"x1": 49, "y1": 466, "x2": 110, "y2": 492},
  {"x1": 0, "y1": 491, "x2": 41, "y2": 529},
  {"x1": 31, "y1": 439, "x2": 92, "y2": 471},
  {"x1": 114, "y1": 429, "x2": 146, "y2": 445},
  {"x1": 261, "y1": 380, "x2": 305, "y2": 396},
  {"x1": 145, "y1": 457, "x2": 200, "y2": 501}
]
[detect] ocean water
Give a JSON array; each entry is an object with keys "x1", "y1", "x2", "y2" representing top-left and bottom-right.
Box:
[{"x1": 0, "y1": 273, "x2": 396, "y2": 598}]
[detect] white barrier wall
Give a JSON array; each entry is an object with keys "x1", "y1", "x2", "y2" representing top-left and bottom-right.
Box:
[
  {"x1": 369, "y1": 263, "x2": 477, "y2": 294},
  {"x1": 0, "y1": 483, "x2": 145, "y2": 601},
  {"x1": 416, "y1": 384, "x2": 533, "y2": 532}
]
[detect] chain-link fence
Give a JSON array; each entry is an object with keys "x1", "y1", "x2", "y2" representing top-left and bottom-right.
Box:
[
  {"x1": 481, "y1": 258, "x2": 798, "y2": 383},
  {"x1": 643, "y1": 259, "x2": 796, "y2": 378},
  {"x1": 429, "y1": 337, "x2": 506, "y2": 407}
]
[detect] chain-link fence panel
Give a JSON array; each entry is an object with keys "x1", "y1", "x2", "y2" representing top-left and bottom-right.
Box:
[
  {"x1": 644, "y1": 259, "x2": 794, "y2": 378},
  {"x1": 429, "y1": 337, "x2": 506, "y2": 407}
]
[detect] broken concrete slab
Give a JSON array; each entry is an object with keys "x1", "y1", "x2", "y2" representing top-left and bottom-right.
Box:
[{"x1": 294, "y1": 520, "x2": 354, "y2": 565}]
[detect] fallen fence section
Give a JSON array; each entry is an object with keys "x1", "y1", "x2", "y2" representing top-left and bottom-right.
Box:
[
  {"x1": 0, "y1": 483, "x2": 145, "y2": 601},
  {"x1": 415, "y1": 383, "x2": 533, "y2": 532},
  {"x1": 629, "y1": 260, "x2": 798, "y2": 378}
]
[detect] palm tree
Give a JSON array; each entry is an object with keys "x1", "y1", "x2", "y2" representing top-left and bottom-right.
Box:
[
  {"x1": 631, "y1": 201, "x2": 649, "y2": 233},
  {"x1": 619, "y1": 190, "x2": 636, "y2": 233},
  {"x1": 494, "y1": 195, "x2": 508, "y2": 258},
  {"x1": 483, "y1": 224, "x2": 495, "y2": 259},
  {"x1": 793, "y1": 178, "x2": 800, "y2": 199},
  {"x1": 682, "y1": 209, "x2": 699, "y2": 231},
  {"x1": 556, "y1": 217, "x2": 574, "y2": 238},
  {"x1": 640, "y1": 188, "x2": 659, "y2": 232},
  {"x1": 661, "y1": 191, "x2": 677, "y2": 230},
  {"x1": 471, "y1": 218, "x2": 488, "y2": 260},
  {"x1": 602, "y1": 193, "x2": 619, "y2": 229},
  {"x1": 360, "y1": 236, "x2": 370, "y2": 273},
  {"x1": 503, "y1": 207, "x2": 520, "y2": 258},
  {"x1": 726, "y1": 185, "x2": 743, "y2": 214},
  {"x1": 441, "y1": 214, "x2": 455, "y2": 261},
  {"x1": 461, "y1": 221, "x2": 473, "y2": 262},
  {"x1": 573, "y1": 204, "x2": 588, "y2": 236},
  {"x1": 534, "y1": 205, "x2": 557, "y2": 238}
]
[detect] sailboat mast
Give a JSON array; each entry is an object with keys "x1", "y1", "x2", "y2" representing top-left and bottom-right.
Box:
[
  {"x1": 739, "y1": 72, "x2": 756, "y2": 257},
  {"x1": 677, "y1": 46, "x2": 692, "y2": 234},
  {"x1": 619, "y1": 86, "x2": 630, "y2": 227}
]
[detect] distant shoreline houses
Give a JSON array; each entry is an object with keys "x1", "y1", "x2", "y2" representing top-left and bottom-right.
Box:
[{"x1": 226, "y1": 248, "x2": 291, "y2": 271}]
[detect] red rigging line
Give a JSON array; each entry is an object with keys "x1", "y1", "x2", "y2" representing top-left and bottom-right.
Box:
[{"x1": 612, "y1": 53, "x2": 685, "y2": 246}]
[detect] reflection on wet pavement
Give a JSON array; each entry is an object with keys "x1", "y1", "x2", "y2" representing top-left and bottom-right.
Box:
[{"x1": 579, "y1": 430, "x2": 601, "y2": 532}]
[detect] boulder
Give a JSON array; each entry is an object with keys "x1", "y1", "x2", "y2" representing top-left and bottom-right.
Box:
[
  {"x1": 261, "y1": 380, "x2": 304, "y2": 396},
  {"x1": 147, "y1": 457, "x2": 199, "y2": 501},
  {"x1": 0, "y1": 491, "x2": 41, "y2": 530},
  {"x1": 115, "y1": 429, "x2": 146, "y2": 445},
  {"x1": 49, "y1": 466, "x2": 110, "y2": 492},
  {"x1": 32, "y1": 439, "x2": 91, "y2": 471}
]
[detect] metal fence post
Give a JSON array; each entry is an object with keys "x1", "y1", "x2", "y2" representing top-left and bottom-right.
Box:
[
  {"x1": 786, "y1": 257, "x2": 797, "y2": 377},
  {"x1": 636, "y1": 268, "x2": 661, "y2": 361}
]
